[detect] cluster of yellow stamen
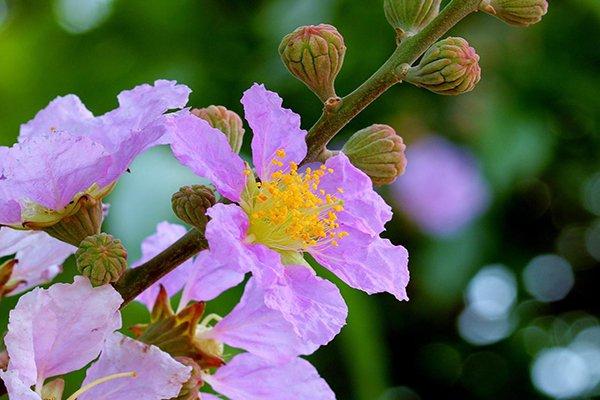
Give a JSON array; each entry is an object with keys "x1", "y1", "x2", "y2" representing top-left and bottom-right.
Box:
[{"x1": 243, "y1": 149, "x2": 348, "y2": 252}]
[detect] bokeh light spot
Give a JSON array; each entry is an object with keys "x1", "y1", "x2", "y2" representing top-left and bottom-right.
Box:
[
  {"x1": 583, "y1": 173, "x2": 600, "y2": 216},
  {"x1": 466, "y1": 265, "x2": 517, "y2": 319},
  {"x1": 531, "y1": 348, "x2": 591, "y2": 399},
  {"x1": 523, "y1": 255, "x2": 574, "y2": 302},
  {"x1": 0, "y1": 0, "x2": 8, "y2": 29},
  {"x1": 585, "y1": 221, "x2": 600, "y2": 261},
  {"x1": 458, "y1": 306, "x2": 516, "y2": 346},
  {"x1": 54, "y1": 0, "x2": 114, "y2": 34}
]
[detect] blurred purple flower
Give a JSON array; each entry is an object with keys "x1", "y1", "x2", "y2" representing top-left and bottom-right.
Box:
[
  {"x1": 0, "y1": 80, "x2": 190, "y2": 227},
  {"x1": 168, "y1": 83, "x2": 410, "y2": 351},
  {"x1": 391, "y1": 136, "x2": 490, "y2": 237}
]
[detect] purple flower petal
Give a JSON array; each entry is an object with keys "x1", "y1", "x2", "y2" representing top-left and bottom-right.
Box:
[
  {"x1": 19, "y1": 95, "x2": 94, "y2": 142},
  {"x1": 241, "y1": 83, "x2": 307, "y2": 181},
  {"x1": 204, "y1": 353, "x2": 335, "y2": 400},
  {"x1": 180, "y1": 250, "x2": 245, "y2": 306},
  {"x1": 169, "y1": 112, "x2": 247, "y2": 202},
  {"x1": 0, "y1": 370, "x2": 40, "y2": 400},
  {"x1": 311, "y1": 227, "x2": 410, "y2": 301},
  {"x1": 79, "y1": 332, "x2": 191, "y2": 400},
  {"x1": 320, "y1": 153, "x2": 392, "y2": 236},
  {"x1": 259, "y1": 263, "x2": 348, "y2": 349},
  {"x1": 133, "y1": 222, "x2": 196, "y2": 310},
  {"x1": 0, "y1": 228, "x2": 76, "y2": 296},
  {"x1": 0, "y1": 189, "x2": 21, "y2": 225},
  {"x1": 205, "y1": 277, "x2": 317, "y2": 363},
  {"x1": 199, "y1": 394, "x2": 222, "y2": 400},
  {"x1": 3, "y1": 133, "x2": 112, "y2": 210},
  {"x1": 4, "y1": 276, "x2": 122, "y2": 385}
]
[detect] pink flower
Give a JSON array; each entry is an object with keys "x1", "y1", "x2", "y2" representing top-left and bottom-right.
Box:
[
  {"x1": 0, "y1": 80, "x2": 190, "y2": 228},
  {"x1": 0, "y1": 277, "x2": 190, "y2": 399},
  {"x1": 0, "y1": 228, "x2": 75, "y2": 296},
  {"x1": 168, "y1": 83, "x2": 410, "y2": 350}
]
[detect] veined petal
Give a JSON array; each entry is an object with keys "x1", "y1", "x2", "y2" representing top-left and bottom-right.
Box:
[
  {"x1": 3, "y1": 133, "x2": 112, "y2": 211},
  {"x1": 180, "y1": 250, "x2": 245, "y2": 307},
  {"x1": 311, "y1": 227, "x2": 410, "y2": 301},
  {"x1": 241, "y1": 83, "x2": 307, "y2": 181},
  {"x1": 4, "y1": 276, "x2": 122, "y2": 385},
  {"x1": 0, "y1": 186, "x2": 21, "y2": 225},
  {"x1": 204, "y1": 353, "x2": 335, "y2": 400},
  {"x1": 205, "y1": 277, "x2": 317, "y2": 363},
  {"x1": 79, "y1": 332, "x2": 191, "y2": 400},
  {"x1": 169, "y1": 112, "x2": 246, "y2": 202},
  {"x1": 19, "y1": 95, "x2": 93, "y2": 142},
  {"x1": 133, "y1": 222, "x2": 196, "y2": 310},
  {"x1": 320, "y1": 153, "x2": 392, "y2": 236},
  {"x1": 0, "y1": 370, "x2": 40, "y2": 400}
]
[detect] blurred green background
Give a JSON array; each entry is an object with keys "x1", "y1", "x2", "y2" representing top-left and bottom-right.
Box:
[{"x1": 1, "y1": 0, "x2": 600, "y2": 399}]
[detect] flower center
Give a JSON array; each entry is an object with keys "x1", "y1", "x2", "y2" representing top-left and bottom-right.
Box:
[{"x1": 241, "y1": 149, "x2": 348, "y2": 252}]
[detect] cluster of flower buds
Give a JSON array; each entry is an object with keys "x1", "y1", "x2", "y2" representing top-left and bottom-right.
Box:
[
  {"x1": 480, "y1": 0, "x2": 548, "y2": 26},
  {"x1": 76, "y1": 233, "x2": 128, "y2": 286},
  {"x1": 405, "y1": 37, "x2": 481, "y2": 96},
  {"x1": 342, "y1": 124, "x2": 407, "y2": 186},
  {"x1": 279, "y1": 24, "x2": 346, "y2": 102},
  {"x1": 191, "y1": 106, "x2": 245, "y2": 153},
  {"x1": 383, "y1": 0, "x2": 441, "y2": 39},
  {"x1": 171, "y1": 185, "x2": 216, "y2": 230}
]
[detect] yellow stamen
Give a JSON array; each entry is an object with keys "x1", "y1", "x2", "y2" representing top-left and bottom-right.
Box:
[{"x1": 65, "y1": 371, "x2": 136, "y2": 400}]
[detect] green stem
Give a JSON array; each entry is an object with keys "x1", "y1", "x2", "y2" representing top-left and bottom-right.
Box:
[
  {"x1": 112, "y1": 228, "x2": 208, "y2": 307},
  {"x1": 303, "y1": 0, "x2": 481, "y2": 163}
]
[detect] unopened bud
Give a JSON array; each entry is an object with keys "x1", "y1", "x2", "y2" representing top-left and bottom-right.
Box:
[
  {"x1": 76, "y1": 233, "x2": 127, "y2": 286},
  {"x1": 279, "y1": 24, "x2": 346, "y2": 102},
  {"x1": 342, "y1": 124, "x2": 407, "y2": 186},
  {"x1": 384, "y1": 0, "x2": 442, "y2": 38},
  {"x1": 171, "y1": 185, "x2": 216, "y2": 230},
  {"x1": 480, "y1": 0, "x2": 548, "y2": 26},
  {"x1": 406, "y1": 37, "x2": 481, "y2": 96},
  {"x1": 191, "y1": 106, "x2": 245, "y2": 153}
]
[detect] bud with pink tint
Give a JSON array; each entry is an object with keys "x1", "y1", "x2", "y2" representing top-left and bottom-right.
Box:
[{"x1": 480, "y1": 0, "x2": 548, "y2": 27}]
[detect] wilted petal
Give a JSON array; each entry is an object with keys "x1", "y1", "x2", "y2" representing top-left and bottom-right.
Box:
[
  {"x1": 5, "y1": 276, "x2": 122, "y2": 385},
  {"x1": 260, "y1": 263, "x2": 347, "y2": 348},
  {"x1": 133, "y1": 222, "x2": 196, "y2": 310},
  {"x1": 169, "y1": 112, "x2": 246, "y2": 201},
  {"x1": 204, "y1": 353, "x2": 335, "y2": 400},
  {"x1": 79, "y1": 332, "x2": 191, "y2": 400},
  {"x1": 205, "y1": 277, "x2": 316, "y2": 363},
  {"x1": 241, "y1": 83, "x2": 307, "y2": 181},
  {"x1": 0, "y1": 370, "x2": 40, "y2": 400},
  {"x1": 3, "y1": 134, "x2": 111, "y2": 210},
  {"x1": 320, "y1": 153, "x2": 392, "y2": 236},
  {"x1": 180, "y1": 250, "x2": 245, "y2": 306},
  {"x1": 311, "y1": 227, "x2": 410, "y2": 301},
  {"x1": 19, "y1": 95, "x2": 93, "y2": 142}
]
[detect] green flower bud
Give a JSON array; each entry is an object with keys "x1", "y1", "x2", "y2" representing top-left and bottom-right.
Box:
[
  {"x1": 342, "y1": 124, "x2": 407, "y2": 186},
  {"x1": 406, "y1": 37, "x2": 481, "y2": 96},
  {"x1": 76, "y1": 233, "x2": 127, "y2": 286},
  {"x1": 384, "y1": 0, "x2": 442, "y2": 38},
  {"x1": 191, "y1": 106, "x2": 245, "y2": 153},
  {"x1": 171, "y1": 185, "x2": 216, "y2": 230},
  {"x1": 480, "y1": 0, "x2": 548, "y2": 26},
  {"x1": 279, "y1": 24, "x2": 346, "y2": 102}
]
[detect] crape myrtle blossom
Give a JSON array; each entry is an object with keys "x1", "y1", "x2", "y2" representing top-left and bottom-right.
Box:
[
  {"x1": 168, "y1": 83, "x2": 410, "y2": 349},
  {"x1": 0, "y1": 276, "x2": 190, "y2": 400},
  {"x1": 0, "y1": 80, "x2": 190, "y2": 231},
  {"x1": 133, "y1": 222, "x2": 335, "y2": 399},
  {"x1": 0, "y1": 228, "x2": 75, "y2": 297},
  {"x1": 390, "y1": 135, "x2": 490, "y2": 237}
]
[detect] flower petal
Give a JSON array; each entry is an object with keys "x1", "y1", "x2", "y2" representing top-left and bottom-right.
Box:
[
  {"x1": 79, "y1": 332, "x2": 191, "y2": 400},
  {"x1": 241, "y1": 83, "x2": 307, "y2": 181},
  {"x1": 169, "y1": 112, "x2": 246, "y2": 201},
  {"x1": 0, "y1": 370, "x2": 40, "y2": 400},
  {"x1": 320, "y1": 153, "x2": 392, "y2": 236},
  {"x1": 205, "y1": 277, "x2": 317, "y2": 363},
  {"x1": 0, "y1": 187, "x2": 21, "y2": 225},
  {"x1": 133, "y1": 222, "x2": 196, "y2": 310},
  {"x1": 204, "y1": 353, "x2": 335, "y2": 400},
  {"x1": 311, "y1": 227, "x2": 410, "y2": 301},
  {"x1": 260, "y1": 263, "x2": 348, "y2": 349},
  {"x1": 180, "y1": 250, "x2": 245, "y2": 306},
  {"x1": 19, "y1": 95, "x2": 93, "y2": 142},
  {"x1": 3, "y1": 134, "x2": 112, "y2": 210},
  {"x1": 4, "y1": 276, "x2": 122, "y2": 385},
  {"x1": 0, "y1": 229, "x2": 75, "y2": 296}
]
